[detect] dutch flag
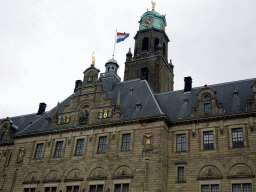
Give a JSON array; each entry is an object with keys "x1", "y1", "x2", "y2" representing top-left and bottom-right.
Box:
[{"x1": 116, "y1": 32, "x2": 130, "y2": 43}]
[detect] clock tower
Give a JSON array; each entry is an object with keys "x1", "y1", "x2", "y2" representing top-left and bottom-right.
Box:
[{"x1": 124, "y1": 6, "x2": 174, "y2": 93}]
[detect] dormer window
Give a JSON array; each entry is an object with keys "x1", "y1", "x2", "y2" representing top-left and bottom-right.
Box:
[
  {"x1": 108, "y1": 109, "x2": 113, "y2": 118},
  {"x1": 204, "y1": 103, "x2": 210, "y2": 114},
  {"x1": 61, "y1": 116, "x2": 66, "y2": 124},
  {"x1": 66, "y1": 116, "x2": 70, "y2": 124},
  {"x1": 58, "y1": 117, "x2": 62, "y2": 125},
  {"x1": 88, "y1": 74, "x2": 93, "y2": 82},
  {"x1": 136, "y1": 101, "x2": 141, "y2": 110}
]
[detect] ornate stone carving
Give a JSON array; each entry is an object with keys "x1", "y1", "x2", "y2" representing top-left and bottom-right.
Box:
[
  {"x1": 79, "y1": 110, "x2": 89, "y2": 124},
  {"x1": 228, "y1": 164, "x2": 254, "y2": 178},
  {"x1": 24, "y1": 173, "x2": 40, "y2": 184},
  {"x1": 112, "y1": 166, "x2": 133, "y2": 179},
  {"x1": 66, "y1": 169, "x2": 82, "y2": 180},
  {"x1": 142, "y1": 133, "x2": 153, "y2": 156},
  {"x1": 88, "y1": 168, "x2": 107, "y2": 180},
  {"x1": 15, "y1": 147, "x2": 26, "y2": 167},
  {"x1": 45, "y1": 171, "x2": 61, "y2": 182},
  {"x1": 198, "y1": 166, "x2": 221, "y2": 180}
]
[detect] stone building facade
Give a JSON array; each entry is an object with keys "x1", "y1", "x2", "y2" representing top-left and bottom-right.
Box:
[{"x1": 0, "y1": 5, "x2": 256, "y2": 192}]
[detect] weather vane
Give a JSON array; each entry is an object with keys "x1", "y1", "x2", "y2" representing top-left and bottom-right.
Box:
[
  {"x1": 151, "y1": 1, "x2": 156, "y2": 11},
  {"x1": 91, "y1": 52, "x2": 95, "y2": 65}
]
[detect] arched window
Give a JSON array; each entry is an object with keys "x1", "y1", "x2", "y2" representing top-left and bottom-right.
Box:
[
  {"x1": 163, "y1": 43, "x2": 166, "y2": 55},
  {"x1": 141, "y1": 67, "x2": 149, "y2": 81},
  {"x1": 108, "y1": 67, "x2": 110, "y2": 72},
  {"x1": 142, "y1": 37, "x2": 149, "y2": 51},
  {"x1": 154, "y1": 38, "x2": 159, "y2": 50}
]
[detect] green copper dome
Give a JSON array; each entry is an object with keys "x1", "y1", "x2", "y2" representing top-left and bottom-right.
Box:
[{"x1": 139, "y1": 10, "x2": 167, "y2": 30}]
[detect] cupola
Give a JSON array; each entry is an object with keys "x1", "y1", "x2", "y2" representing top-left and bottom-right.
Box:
[{"x1": 105, "y1": 58, "x2": 119, "y2": 74}]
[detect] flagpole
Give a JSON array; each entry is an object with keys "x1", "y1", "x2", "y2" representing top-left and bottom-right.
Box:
[{"x1": 113, "y1": 30, "x2": 117, "y2": 58}]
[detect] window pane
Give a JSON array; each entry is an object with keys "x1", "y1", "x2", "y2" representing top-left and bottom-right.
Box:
[
  {"x1": 211, "y1": 185, "x2": 219, "y2": 192},
  {"x1": 114, "y1": 184, "x2": 121, "y2": 192},
  {"x1": 97, "y1": 185, "x2": 103, "y2": 192},
  {"x1": 178, "y1": 167, "x2": 184, "y2": 181},
  {"x1": 177, "y1": 134, "x2": 186, "y2": 152},
  {"x1": 232, "y1": 184, "x2": 242, "y2": 192},
  {"x1": 75, "y1": 139, "x2": 84, "y2": 155},
  {"x1": 51, "y1": 187, "x2": 57, "y2": 192},
  {"x1": 35, "y1": 143, "x2": 44, "y2": 159},
  {"x1": 24, "y1": 189, "x2": 30, "y2": 192},
  {"x1": 66, "y1": 186, "x2": 72, "y2": 192},
  {"x1": 123, "y1": 184, "x2": 129, "y2": 192},
  {"x1": 45, "y1": 187, "x2": 50, "y2": 192},
  {"x1": 1, "y1": 132, "x2": 6, "y2": 140},
  {"x1": 121, "y1": 134, "x2": 131, "y2": 151},
  {"x1": 203, "y1": 131, "x2": 214, "y2": 150},
  {"x1": 74, "y1": 186, "x2": 80, "y2": 192},
  {"x1": 97, "y1": 136, "x2": 107, "y2": 153},
  {"x1": 201, "y1": 185, "x2": 210, "y2": 192},
  {"x1": 204, "y1": 103, "x2": 210, "y2": 114},
  {"x1": 54, "y1": 141, "x2": 63, "y2": 157},
  {"x1": 232, "y1": 128, "x2": 244, "y2": 147},
  {"x1": 31, "y1": 189, "x2": 36, "y2": 192},
  {"x1": 243, "y1": 184, "x2": 252, "y2": 192},
  {"x1": 90, "y1": 185, "x2": 96, "y2": 192}
]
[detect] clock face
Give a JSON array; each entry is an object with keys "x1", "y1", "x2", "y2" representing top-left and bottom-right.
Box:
[{"x1": 142, "y1": 16, "x2": 154, "y2": 27}]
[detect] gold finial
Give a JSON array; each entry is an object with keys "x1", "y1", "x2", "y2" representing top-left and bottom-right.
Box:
[
  {"x1": 151, "y1": 1, "x2": 156, "y2": 11},
  {"x1": 92, "y1": 52, "x2": 95, "y2": 65}
]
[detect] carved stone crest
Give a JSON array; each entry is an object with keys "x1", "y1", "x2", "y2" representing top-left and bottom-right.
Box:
[
  {"x1": 112, "y1": 166, "x2": 133, "y2": 179},
  {"x1": 15, "y1": 147, "x2": 26, "y2": 167},
  {"x1": 229, "y1": 164, "x2": 253, "y2": 178},
  {"x1": 88, "y1": 168, "x2": 106, "y2": 180},
  {"x1": 79, "y1": 110, "x2": 89, "y2": 124},
  {"x1": 142, "y1": 134, "x2": 153, "y2": 156},
  {"x1": 198, "y1": 166, "x2": 221, "y2": 180}
]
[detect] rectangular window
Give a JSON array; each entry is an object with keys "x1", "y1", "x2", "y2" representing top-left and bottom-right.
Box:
[
  {"x1": 89, "y1": 185, "x2": 103, "y2": 192},
  {"x1": 121, "y1": 134, "x2": 131, "y2": 151},
  {"x1": 203, "y1": 131, "x2": 214, "y2": 150},
  {"x1": 45, "y1": 187, "x2": 57, "y2": 192},
  {"x1": 1, "y1": 132, "x2": 6, "y2": 140},
  {"x1": 204, "y1": 103, "x2": 210, "y2": 114},
  {"x1": 232, "y1": 128, "x2": 244, "y2": 147},
  {"x1": 201, "y1": 185, "x2": 219, "y2": 192},
  {"x1": 97, "y1": 136, "x2": 107, "y2": 153},
  {"x1": 114, "y1": 184, "x2": 129, "y2": 192},
  {"x1": 54, "y1": 141, "x2": 63, "y2": 157},
  {"x1": 177, "y1": 167, "x2": 184, "y2": 182},
  {"x1": 24, "y1": 188, "x2": 36, "y2": 192},
  {"x1": 66, "y1": 186, "x2": 80, "y2": 192},
  {"x1": 75, "y1": 139, "x2": 84, "y2": 156},
  {"x1": 34, "y1": 143, "x2": 44, "y2": 159},
  {"x1": 177, "y1": 134, "x2": 186, "y2": 152},
  {"x1": 232, "y1": 184, "x2": 252, "y2": 192}
]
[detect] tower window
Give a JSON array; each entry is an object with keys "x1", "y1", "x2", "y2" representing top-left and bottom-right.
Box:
[
  {"x1": 141, "y1": 67, "x2": 149, "y2": 81},
  {"x1": 142, "y1": 37, "x2": 149, "y2": 51},
  {"x1": 154, "y1": 38, "x2": 159, "y2": 50},
  {"x1": 204, "y1": 103, "x2": 210, "y2": 114}
]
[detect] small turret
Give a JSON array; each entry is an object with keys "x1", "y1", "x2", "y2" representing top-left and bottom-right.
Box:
[
  {"x1": 126, "y1": 48, "x2": 132, "y2": 62},
  {"x1": 105, "y1": 58, "x2": 119, "y2": 74}
]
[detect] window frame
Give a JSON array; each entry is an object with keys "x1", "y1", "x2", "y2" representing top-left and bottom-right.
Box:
[
  {"x1": 66, "y1": 181, "x2": 81, "y2": 192},
  {"x1": 88, "y1": 181, "x2": 105, "y2": 192},
  {"x1": 74, "y1": 138, "x2": 85, "y2": 156},
  {"x1": 229, "y1": 125, "x2": 247, "y2": 149},
  {"x1": 23, "y1": 185, "x2": 37, "y2": 192},
  {"x1": 51, "y1": 139, "x2": 66, "y2": 158},
  {"x1": 43, "y1": 184, "x2": 58, "y2": 192},
  {"x1": 232, "y1": 128, "x2": 244, "y2": 148},
  {"x1": 113, "y1": 179, "x2": 131, "y2": 192},
  {"x1": 174, "y1": 131, "x2": 188, "y2": 153},
  {"x1": 121, "y1": 133, "x2": 131, "y2": 151},
  {"x1": 176, "y1": 134, "x2": 186, "y2": 152},
  {"x1": 31, "y1": 140, "x2": 46, "y2": 161},
  {"x1": 96, "y1": 136, "x2": 108, "y2": 154},
  {"x1": 229, "y1": 178, "x2": 253, "y2": 192},
  {"x1": 199, "y1": 179, "x2": 221, "y2": 192},
  {"x1": 177, "y1": 166, "x2": 185, "y2": 182},
  {"x1": 200, "y1": 127, "x2": 217, "y2": 151},
  {"x1": 34, "y1": 143, "x2": 44, "y2": 159}
]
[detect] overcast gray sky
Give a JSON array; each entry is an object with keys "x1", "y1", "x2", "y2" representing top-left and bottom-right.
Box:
[{"x1": 1, "y1": 0, "x2": 256, "y2": 118}]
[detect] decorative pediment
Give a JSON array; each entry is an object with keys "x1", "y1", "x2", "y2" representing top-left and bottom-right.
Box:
[
  {"x1": 44, "y1": 171, "x2": 61, "y2": 183},
  {"x1": 198, "y1": 166, "x2": 222, "y2": 180},
  {"x1": 228, "y1": 164, "x2": 255, "y2": 179},
  {"x1": 112, "y1": 166, "x2": 133, "y2": 179},
  {"x1": 87, "y1": 168, "x2": 107, "y2": 181},
  {"x1": 23, "y1": 172, "x2": 40, "y2": 184}
]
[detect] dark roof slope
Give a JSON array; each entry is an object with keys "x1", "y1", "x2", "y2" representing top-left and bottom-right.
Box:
[{"x1": 155, "y1": 78, "x2": 256, "y2": 121}]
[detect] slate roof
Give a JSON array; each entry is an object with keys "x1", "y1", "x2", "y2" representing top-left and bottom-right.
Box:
[
  {"x1": 155, "y1": 78, "x2": 256, "y2": 121},
  {"x1": 1, "y1": 77, "x2": 255, "y2": 136}
]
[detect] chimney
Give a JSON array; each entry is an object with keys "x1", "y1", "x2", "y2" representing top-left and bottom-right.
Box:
[
  {"x1": 37, "y1": 102, "x2": 47, "y2": 115},
  {"x1": 184, "y1": 76, "x2": 192, "y2": 92},
  {"x1": 74, "y1": 80, "x2": 82, "y2": 92}
]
